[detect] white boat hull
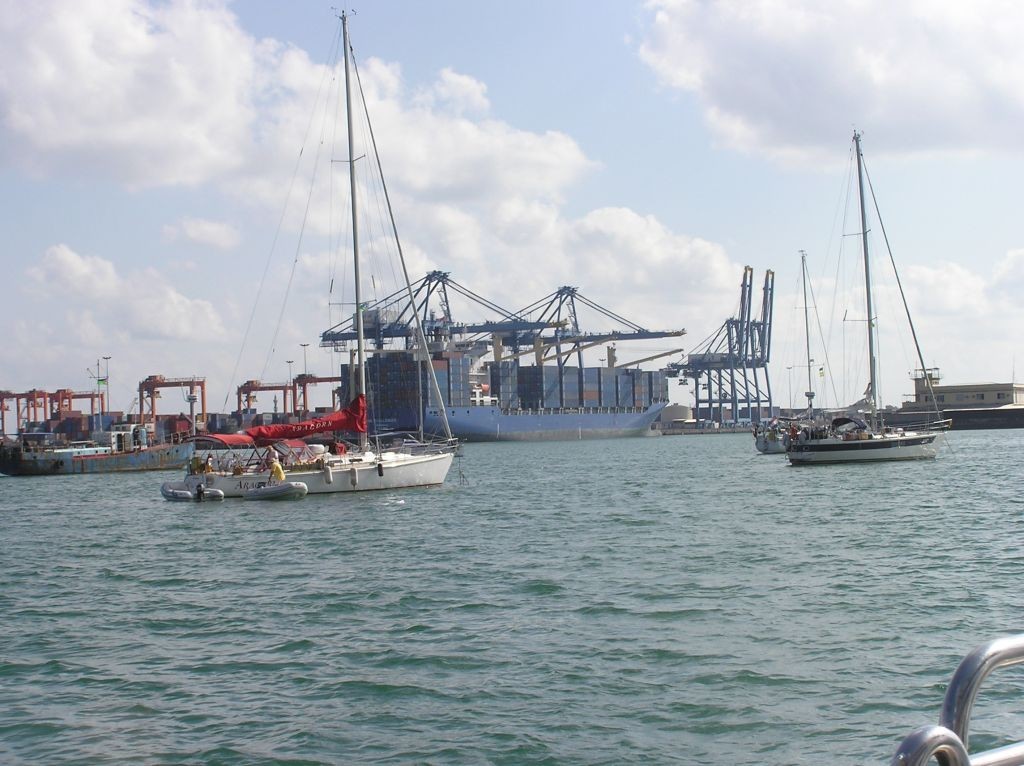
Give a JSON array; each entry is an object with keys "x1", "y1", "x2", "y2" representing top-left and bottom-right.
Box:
[
  {"x1": 756, "y1": 438, "x2": 787, "y2": 454},
  {"x1": 182, "y1": 450, "x2": 454, "y2": 499},
  {"x1": 787, "y1": 432, "x2": 938, "y2": 465},
  {"x1": 754, "y1": 429, "x2": 788, "y2": 454}
]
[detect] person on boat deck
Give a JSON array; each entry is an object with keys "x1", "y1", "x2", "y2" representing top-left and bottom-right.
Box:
[
  {"x1": 203, "y1": 454, "x2": 215, "y2": 473},
  {"x1": 268, "y1": 456, "x2": 286, "y2": 485}
]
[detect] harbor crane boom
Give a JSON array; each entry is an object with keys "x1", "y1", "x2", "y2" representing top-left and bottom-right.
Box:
[{"x1": 614, "y1": 349, "x2": 686, "y2": 369}]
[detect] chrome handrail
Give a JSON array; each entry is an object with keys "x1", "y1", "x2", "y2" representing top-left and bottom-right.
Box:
[
  {"x1": 891, "y1": 635, "x2": 1024, "y2": 765},
  {"x1": 891, "y1": 725, "x2": 969, "y2": 766}
]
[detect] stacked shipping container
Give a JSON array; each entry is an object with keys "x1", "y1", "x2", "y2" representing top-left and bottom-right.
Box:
[{"x1": 489, "y1": 361, "x2": 520, "y2": 409}]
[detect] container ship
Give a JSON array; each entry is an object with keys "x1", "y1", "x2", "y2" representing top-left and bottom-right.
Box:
[
  {"x1": 320, "y1": 273, "x2": 684, "y2": 442},
  {"x1": 426, "y1": 354, "x2": 668, "y2": 441},
  {"x1": 425, "y1": 402, "x2": 666, "y2": 442},
  {"x1": 329, "y1": 351, "x2": 670, "y2": 441}
]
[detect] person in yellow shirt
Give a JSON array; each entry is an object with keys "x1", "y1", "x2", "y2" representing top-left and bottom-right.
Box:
[{"x1": 269, "y1": 456, "x2": 286, "y2": 485}]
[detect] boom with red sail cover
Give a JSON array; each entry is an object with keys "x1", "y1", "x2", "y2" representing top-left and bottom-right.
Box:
[{"x1": 244, "y1": 395, "x2": 366, "y2": 444}]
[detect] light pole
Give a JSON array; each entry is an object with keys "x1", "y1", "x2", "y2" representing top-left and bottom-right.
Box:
[
  {"x1": 300, "y1": 343, "x2": 310, "y2": 376},
  {"x1": 102, "y1": 356, "x2": 111, "y2": 420}
]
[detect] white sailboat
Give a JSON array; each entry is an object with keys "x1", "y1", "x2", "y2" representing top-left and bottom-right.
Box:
[
  {"x1": 755, "y1": 251, "x2": 817, "y2": 454},
  {"x1": 787, "y1": 132, "x2": 940, "y2": 466},
  {"x1": 753, "y1": 423, "x2": 788, "y2": 454},
  {"x1": 162, "y1": 12, "x2": 455, "y2": 499}
]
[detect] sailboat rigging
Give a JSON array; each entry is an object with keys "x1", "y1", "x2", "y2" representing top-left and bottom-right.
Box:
[
  {"x1": 799, "y1": 250, "x2": 816, "y2": 419},
  {"x1": 787, "y1": 131, "x2": 942, "y2": 465}
]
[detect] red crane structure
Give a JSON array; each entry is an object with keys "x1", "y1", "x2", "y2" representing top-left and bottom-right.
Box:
[
  {"x1": 0, "y1": 388, "x2": 104, "y2": 435},
  {"x1": 236, "y1": 380, "x2": 293, "y2": 415},
  {"x1": 138, "y1": 376, "x2": 207, "y2": 427},
  {"x1": 293, "y1": 373, "x2": 346, "y2": 415},
  {"x1": 0, "y1": 390, "x2": 12, "y2": 435},
  {"x1": 11, "y1": 389, "x2": 49, "y2": 431},
  {"x1": 51, "y1": 389, "x2": 105, "y2": 418}
]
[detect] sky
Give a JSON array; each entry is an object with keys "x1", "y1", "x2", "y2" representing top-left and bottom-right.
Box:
[{"x1": 2, "y1": 0, "x2": 1024, "y2": 424}]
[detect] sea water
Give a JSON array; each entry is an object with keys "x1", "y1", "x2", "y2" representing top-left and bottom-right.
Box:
[{"x1": 3, "y1": 429, "x2": 1024, "y2": 764}]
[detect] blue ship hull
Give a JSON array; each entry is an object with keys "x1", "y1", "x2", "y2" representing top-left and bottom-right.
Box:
[
  {"x1": 0, "y1": 442, "x2": 194, "y2": 476},
  {"x1": 424, "y1": 403, "x2": 666, "y2": 442}
]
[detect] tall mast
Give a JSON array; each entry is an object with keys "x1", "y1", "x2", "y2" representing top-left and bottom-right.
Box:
[
  {"x1": 342, "y1": 12, "x2": 368, "y2": 450},
  {"x1": 800, "y1": 250, "x2": 815, "y2": 416},
  {"x1": 853, "y1": 130, "x2": 879, "y2": 427}
]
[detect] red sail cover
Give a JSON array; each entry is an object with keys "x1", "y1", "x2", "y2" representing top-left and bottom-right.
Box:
[{"x1": 245, "y1": 395, "x2": 366, "y2": 444}]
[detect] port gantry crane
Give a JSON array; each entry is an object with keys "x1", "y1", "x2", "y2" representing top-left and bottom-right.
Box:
[
  {"x1": 138, "y1": 375, "x2": 207, "y2": 430},
  {"x1": 50, "y1": 389, "x2": 105, "y2": 418},
  {"x1": 667, "y1": 267, "x2": 775, "y2": 425},
  {"x1": 0, "y1": 388, "x2": 111, "y2": 435},
  {"x1": 321, "y1": 271, "x2": 685, "y2": 354},
  {"x1": 0, "y1": 388, "x2": 103, "y2": 434},
  {"x1": 3, "y1": 389, "x2": 50, "y2": 433},
  {"x1": 236, "y1": 379, "x2": 294, "y2": 415},
  {"x1": 292, "y1": 374, "x2": 347, "y2": 416},
  {"x1": 508, "y1": 285, "x2": 685, "y2": 364},
  {"x1": 236, "y1": 374, "x2": 349, "y2": 417},
  {"x1": 320, "y1": 271, "x2": 559, "y2": 351}
]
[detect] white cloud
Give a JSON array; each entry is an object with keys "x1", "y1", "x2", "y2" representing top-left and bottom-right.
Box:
[
  {"x1": 26, "y1": 244, "x2": 120, "y2": 299},
  {"x1": 164, "y1": 217, "x2": 241, "y2": 250},
  {"x1": 26, "y1": 244, "x2": 225, "y2": 341},
  {"x1": 356, "y1": 64, "x2": 594, "y2": 206},
  {"x1": 413, "y1": 67, "x2": 490, "y2": 115},
  {"x1": 638, "y1": 0, "x2": 1024, "y2": 161},
  {"x1": 0, "y1": 0, "x2": 593, "y2": 208},
  {"x1": 903, "y1": 262, "x2": 990, "y2": 316},
  {"x1": 565, "y1": 207, "x2": 735, "y2": 326},
  {"x1": 0, "y1": 0, "x2": 260, "y2": 185},
  {"x1": 992, "y1": 249, "x2": 1024, "y2": 298}
]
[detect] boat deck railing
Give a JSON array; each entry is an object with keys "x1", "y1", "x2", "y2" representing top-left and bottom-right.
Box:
[
  {"x1": 883, "y1": 417, "x2": 954, "y2": 433},
  {"x1": 891, "y1": 635, "x2": 1024, "y2": 765}
]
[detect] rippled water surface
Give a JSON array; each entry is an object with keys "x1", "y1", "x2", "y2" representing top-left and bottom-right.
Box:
[{"x1": 4, "y1": 430, "x2": 1024, "y2": 764}]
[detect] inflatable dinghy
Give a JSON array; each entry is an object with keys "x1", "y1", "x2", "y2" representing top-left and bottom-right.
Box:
[
  {"x1": 161, "y1": 482, "x2": 225, "y2": 502},
  {"x1": 241, "y1": 481, "x2": 308, "y2": 501}
]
